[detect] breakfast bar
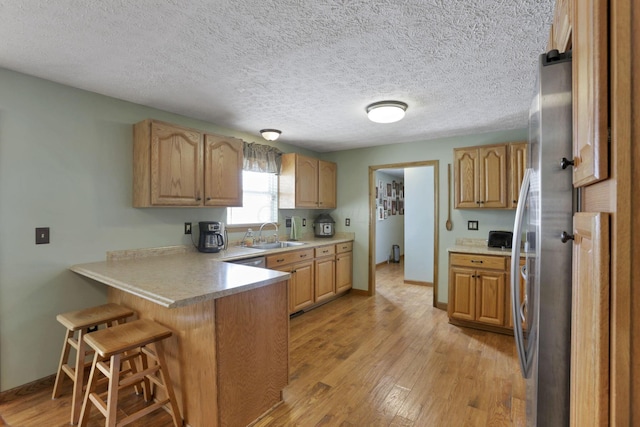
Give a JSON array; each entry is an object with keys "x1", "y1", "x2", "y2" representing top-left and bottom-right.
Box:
[{"x1": 71, "y1": 248, "x2": 291, "y2": 427}]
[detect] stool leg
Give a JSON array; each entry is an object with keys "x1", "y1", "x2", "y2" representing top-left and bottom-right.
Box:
[
  {"x1": 70, "y1": 328, "x2": 88, "y2": 424},
  {"x1": 78, "y1": 353, "x2": 100, "y2": 427},
  {"x1": 154, "y1": 341, "x2": 182, "y2": 427},
  {"x1": 105, "y1": 353, "x2": 121, "y2": 427},
  {"x1": 52, "y1": 329, "x2": 73, "y2": 399}
]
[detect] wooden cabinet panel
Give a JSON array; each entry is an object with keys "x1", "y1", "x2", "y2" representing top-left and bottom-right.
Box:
[
  {"x1": 295, "y1": 155, "x2": 319, "y2": 208},
  {"x1": 335, "y1": 251, "x2": 352, "y2": 293},
  {"x1": 318, "y1": 160, "x2": 337, "y2": 209},
  {"x1": 315, "y1": 245, "x2": 335, "y2": 258},
  {"x1": 266, "y1": 249, "x2": 314, "y2": 269},
  {"x1": 454, "y1": 147, "x2": 479, "y2": 208},
  {"x1": 549, "y1": 0, "x2": 573, "y2": 52},
  {"x1": 204, "y1": 134, "x2": 243, "y2": 207},
  {"x1": 508, "y1": 142, "x2": 528, "y2": 208},
  {"x1": 449, "y1": 267, "x2": 476, "y2": 322},
  {"x1": 572, "y1": 0, "x2": 608, "y2": 187},
  {"x1": 570, "y1": 212, "x2": 609, "y2": 427},
  {"x1": 275, "y1": 261, "x2": 314, "y2": 314},
  {"x1": 279, "y1": 153, "x2": 337, "y2": 209},
  {"x1": 133, "y1": 119, "x2": 244, "y2": 208},
  {"x1": 449, "y1": 253, "x2": 506, "y2": 271},
  {"x1": 336, "y1": 241, "x2": 353, "y2": 253},
  {"x1": 314, "y1": 256, "x2": 336, "y2": 303},
  {"x1": 149, "y1": 121, "x2": 203, "y2": 206},
  {"x1": 479, "y1": 145, "x2": 508, "y2": 208},
  {"x1": 475, "y1": 271, "x2": 506, "y2": 326}
]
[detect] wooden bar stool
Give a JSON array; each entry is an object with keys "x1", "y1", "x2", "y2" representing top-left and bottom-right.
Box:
[
  {"x1": 53, "y1": 303, "x2": 134, "y2": 424},
  {"x1": 78, "y1": 318, "x2": 182, "y2": 427}
]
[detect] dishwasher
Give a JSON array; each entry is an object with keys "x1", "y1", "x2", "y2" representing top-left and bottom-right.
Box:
[{"x1": 229, "y1": 256, "x2": 266, "y2": 268}]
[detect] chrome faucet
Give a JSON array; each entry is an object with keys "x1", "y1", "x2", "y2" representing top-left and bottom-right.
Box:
[{"x1": 258, "y1": 222, "x2": 279, "y2": 243}]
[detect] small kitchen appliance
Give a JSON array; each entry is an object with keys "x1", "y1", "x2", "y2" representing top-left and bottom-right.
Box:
[
  {"x1": 313, "y1": 213, "x2": 335, "y2": 237},
  {"x1": 487, "y1": 230, "x2": 513, "y2": 249},
  {"x1": 198, "y1": 221, "x2": 225, "y2": 253}
]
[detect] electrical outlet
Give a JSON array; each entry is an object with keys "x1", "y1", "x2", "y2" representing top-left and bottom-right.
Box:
[
  {"x1": 302, "y1": 218, "x2": 307, "y2": 227},
  {"x1": 345, "y1": 218, "x2": 351, "y2": 226},
  {"x1": 184, "y1": 222, "x2": 192, "y2": 234},
  {"x1": 285, "y1": 217, "x2": 292, "y2": 227},
  {"x1": 35, "y1": 227, "x2": 50, "y2": 244},
  {"x1": 467, "y1": 220, "x2": 479, "y2": 231}
]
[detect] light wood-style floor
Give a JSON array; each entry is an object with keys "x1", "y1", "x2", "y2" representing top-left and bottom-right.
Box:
[{"x1": 0, "y1": 261, "x2": 525, "y2": 426}]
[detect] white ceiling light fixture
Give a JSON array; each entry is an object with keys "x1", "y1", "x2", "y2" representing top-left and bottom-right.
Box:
[
  {"x1": 366, "y1": 101, "x2": 408, "y2": 124},
  {"x1": 260, "y1": 129, "x2": 281, "y2": 141}
]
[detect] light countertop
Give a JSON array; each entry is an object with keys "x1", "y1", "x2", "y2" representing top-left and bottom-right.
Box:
[
  {"x1": 71, "y1": 235, "x2": 354, "y2": 308},
  {"x1": 447, "y1": 237, "x2": 525, "y2": 257}
]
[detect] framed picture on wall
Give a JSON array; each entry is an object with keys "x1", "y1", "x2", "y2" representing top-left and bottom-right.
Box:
[
  {"x1": 386, "y1": 183, "x2": 391, "y2": 196},
  {"x1": 378, "y1": 206, "x2": 384, "y2": 220},
  {"x1": 392, "y1": 200, "x2": 397, "y2": 215}
]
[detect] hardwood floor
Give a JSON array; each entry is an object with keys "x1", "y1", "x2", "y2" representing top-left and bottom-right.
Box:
[{"x1": 0, "y1": 261, "x2": 525, "y2": 426}]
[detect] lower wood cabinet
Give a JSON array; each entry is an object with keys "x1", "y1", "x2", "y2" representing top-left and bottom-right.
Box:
[
  {"x1": 266, "y1": 242, "x2": 353, "y2": 315},
  {"x1": 448, "y1": 252, "x2": 510, "y2": 332},
  {"x1": 315, "y1": 245, "x2": 336, "y2": 303}
]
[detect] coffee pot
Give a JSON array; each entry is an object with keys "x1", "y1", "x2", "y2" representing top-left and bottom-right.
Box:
[{"x1": 198, "y1": 221, "x2": 225, "y2": 253}]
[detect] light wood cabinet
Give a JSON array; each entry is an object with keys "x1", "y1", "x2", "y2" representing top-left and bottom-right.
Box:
[
  {"x1": 133, "y1": 119, "x2": 243, "y2": 207},
  {"x1": 572, "y1": 0, "x2": 608, "y2": 187},
  {"x1": 570, "y1": 212, "x2": 610, "y2": 426},
  {"x1": 335, "y1": 242, "x2": 353, "y2": 293},
  {"x1": 314, "y1": 245, "x2": 336, "y2": 303},
  {"x1": 508, "y1": 142, "x2": 528, "y2": 208},
  {"x1": 454, "y1": 144, "x2": 508, "y2": 209},
  {"x1": 203, "y1": 134, "x2": 243, "y2": 206},
  {"x1": 548, "y1": 0, "x2": 572, "y2": 52},
  {"x1": 279, "y1": 153, "x2": 337, "y2": 209},
  {"x1": 448, "y1": 253, "x2": 510, "y2": 331},
  {"x1": 267, "y1": 249, "x2": 315, "y2": 314}
]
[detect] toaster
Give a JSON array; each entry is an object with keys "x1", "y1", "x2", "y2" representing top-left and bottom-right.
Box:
[{"x1": 487, "y1": 231, "x2": 513, "y2": 249}]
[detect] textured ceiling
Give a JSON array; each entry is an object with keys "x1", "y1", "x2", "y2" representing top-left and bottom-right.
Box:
[{"x1": 0, "y1": 0, "x2": 554, "y2": 152}]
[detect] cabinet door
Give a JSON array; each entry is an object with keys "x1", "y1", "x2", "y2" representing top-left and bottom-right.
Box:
[
  {"x1": 295, "y1": 155, "x2": 319, "y2": 208},
  {"x1": 335, "y1": 251, "x2": 352, "y2": 293},
  {"x1": 509, "y1": 142, "x2": 528, "y2": 209},
  {"x1": 318, "y1": 160, "x2": 337, "y2": 209},
  {"x1": 475, "y1": 270, "x2": 506, "y2": 326},
  {"x1": 292, "y1": 261, "x2": 315, "y2": 313},
  {"x1": 203, "y1": 134, "x2": 243, "y2": 207},
  {"x1": 572, "y1": 0, "x2": 608, "y2": 187},
  {"x1": 570, "y1": 212, "x2": 609, "y2": 427},
  {"x1": 448, "y1": 267, "x2": 476, "y2": 321},
  {"x1": 551, "y1": 0, "x2": 572, "y2": 52},
  {"x1": 479, "y1": 145, "x2": 508, "y2": 208},
  {"x1": 454, "y1": 148, "x2": 479, "y2": 208},
  {"x1": 150, "y1": 121, "x2": 203, "y2": 206},
  {"x1": 314, "y1": 256, "x2": 336, "y2": 302}
]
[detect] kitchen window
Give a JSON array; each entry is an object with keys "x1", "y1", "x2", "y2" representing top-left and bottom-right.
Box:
[{"x1": 227, "y1": 171, "x2": 278, "y2": 225}]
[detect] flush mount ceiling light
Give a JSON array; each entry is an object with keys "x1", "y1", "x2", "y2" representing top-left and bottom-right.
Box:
[
  {"x1": 260, "y1": 129, "x2": 281, "y2": 141},
  {"x1": 366, "y1": 101, "x2": 408, "y2": 123}
]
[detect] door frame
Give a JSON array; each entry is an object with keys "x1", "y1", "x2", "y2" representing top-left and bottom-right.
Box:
[{"x1": 368, "y1": 160, "x2": 440, "y2": 307}]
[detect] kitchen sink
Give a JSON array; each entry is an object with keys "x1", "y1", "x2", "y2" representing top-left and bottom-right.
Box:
[{"x1": 251, "y1": 241, "x2": 307, "y2": 249}]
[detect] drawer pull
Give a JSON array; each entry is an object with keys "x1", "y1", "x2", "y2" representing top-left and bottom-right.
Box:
[
  {"x1": 300, "y1": 254, "x2": 308, "y2": 258},
  {"x1": 471, "y1": 260, "x2": 484, "y2": 263},
  {"x1": 276, "y1": 258, "x2": 285, "y2": 263}
]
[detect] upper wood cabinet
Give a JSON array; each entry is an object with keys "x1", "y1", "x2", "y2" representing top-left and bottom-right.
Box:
[
  {"x1": 572, "y1": 0, "x2": 608, "y2": 187},
  {"x1": 279, "y1": 153, "x2": 337, "y2": 209},
  {"x1": 203, "y1": 134, "x2": 243, "y2": 207},
  {"x1": 548, "y1": 0, "x2": 572, "y2": 52},
  {"x1": 508, "y1": 142, "x2": 528, "y2": 209},
  {"x1": 133, "y1": 119, "x2": 243, "y2": 208},
  {"x1": 454, "y1": 144, "x2": 508, "y2": 209}
]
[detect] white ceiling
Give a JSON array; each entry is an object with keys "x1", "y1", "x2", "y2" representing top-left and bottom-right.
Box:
[{"x1": 0, "y1": 0, "x2": 554, "y2": 152}]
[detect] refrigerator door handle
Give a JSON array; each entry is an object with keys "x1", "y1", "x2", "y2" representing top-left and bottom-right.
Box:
[{"x1": 511, "y1": 168, "x2": 532, "y2": 378}]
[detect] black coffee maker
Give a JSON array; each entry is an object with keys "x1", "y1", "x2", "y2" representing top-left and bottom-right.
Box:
[{"x1": 198, "y1": 221, "x2": 225, "y2": 253}]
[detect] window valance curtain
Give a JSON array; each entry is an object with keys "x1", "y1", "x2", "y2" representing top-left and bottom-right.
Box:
[{"x1": 243, "y1": 142, "x2": 283, "y2": 174}]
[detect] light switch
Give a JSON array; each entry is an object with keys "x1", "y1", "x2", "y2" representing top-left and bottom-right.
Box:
[{"x1": 36, "y1": 227, "x2": 50, "y2": 244}]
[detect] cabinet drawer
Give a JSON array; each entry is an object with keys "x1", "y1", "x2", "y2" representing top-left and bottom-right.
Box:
[
  {"x1": 315, "y1": 245, "x2": 336, "y2": 258},
  {"x1": 266, "y1": 249, "x2": 314, "y2": 268},
  {"x1": 449, "y1": 253, "x2": 506, "y2": 270},
  {"x1": 336, "y1": 241, "x2": 353, "y2": 253}
]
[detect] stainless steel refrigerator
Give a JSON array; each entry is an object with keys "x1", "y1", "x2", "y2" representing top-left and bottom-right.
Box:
[{"x1": 511, "y1": 50, "x2": 574, "y2": 426}]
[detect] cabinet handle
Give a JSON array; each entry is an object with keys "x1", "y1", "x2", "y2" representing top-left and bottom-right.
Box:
[
  {"x1": 300, "y1": 254, "x2": 307, "y2": 258},
  {"x1": 560, "y1": 157, "x2": 575, "y2": 169},
  {"x1": 560, "y1": 231, "x2": 574, "y2": 243},
  {"x1": 513, "y1": 199, "x2": 517, "y2": 203},
  {"x1": 196, "y1": 197, "x2": 202, "y2": 201},
  {"x1": 276, "y1": 258, "x2": 285, "y2": 263},
  {"x1": 206, "y1": 197, "x2": 212, "y2": 201},
  {"x1": 471, "y1": 260, "x2": 484, "y2": 264},
  {"x1": 476, "y1": 201, "x2": 481, "y2": 205}
]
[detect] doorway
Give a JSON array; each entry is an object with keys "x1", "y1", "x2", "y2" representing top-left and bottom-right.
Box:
[{"x1": 368, "y1": 160, "x2": 439, "y2": 307}]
